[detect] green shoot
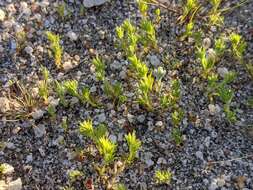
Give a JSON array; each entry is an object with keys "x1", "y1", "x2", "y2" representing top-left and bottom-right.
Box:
[
  {"x1": 79, "y1": 120, "x2": 107, "y2": 142},
  {"x1": 57, "y1": 2, "x2": 66, "y2": 20},
  {"x1": 140, "y1": 19, "x2": 157, "y2": 49},
  {"x1": 97, "y1": 136, "x2": 117, "y2": 165},
  {"x1": 103, "y1": 80, "x2": 127, "y2": 105},
  {"x1": 138, "y1": 73, "x2": 154, "y2": 111},
  {"x1": 208, "y1": 0, "x2": 224, "y2": 26},
  {"x1": 154, "y1": 170, "x2": 172, "y2": 185},
  {"x1": 116, "y1": 183, "x2": 127, "y2": 190},
  {"x1": 128, "y1": 54, "x2": 148, "y2": 78},
  {"x1": 61, "y1": 117, "x2": 68, "y2": 132},
  {"x1": 46, "y1": 31, "x2": 63, "y2": 69},
  {"x1": 137, "y1": 0, "x2": 148, "y2": 17},
  {"x1": 92, "y1": 56, "x2": 106, "y2": 81},
  {"x1": 171, "y1": 128, "x2": 183, "y2": 146},
  {"x1": 171, "y1": 109, "x2": 184, "y2": 127},
  {"x1": 47, "y1": 104, "x2": 56, "y2": 119},
  {"x1": 214, "y1": 37, "x2": 226, "y2": 56},
  {"x1": 64, "y1": 80, "x2": 79, "y2": 98},
  {"x1": 125, "y1": 131, "x2": 141, "y2": 164},
  {"x1": 68, "y1": 170, "x2": 83, "y2": 182},
  {"x1": 196, "y1": 47, "x2": 216, "y2": 77},
  {"x1": 155, "y1": 8, "x2": 161, "y2": 24},
  {"x1": 55, "y1": 81, "x2": 67, "y2": 107},
  {"x1": 81, "y1": 87, "x2": 98, "y2": 107},
  {"x1": 179, "y1": 0, "x2": 199, "y2": 24},
  {"x1": 38, "y1": 66, "x2": 50, "y2": 104},
  {"x1": 229, "y1": 33, "x2": 246, "y2": 61}
]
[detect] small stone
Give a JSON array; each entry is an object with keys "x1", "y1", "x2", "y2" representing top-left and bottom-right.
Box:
[
  {"x1": 0, "y1": 97, "x2": 10, "y2": 113},
  {"x1": 109, "y1": 134, "x2": 117, "y2": 143},
  {"x1": 203, "y1": 38, "x2": 211, "y2": 49},
  {"x1": 6, "y1": 142, "x2": 15, "y2": 150},
  {"x1": 67, "y1": 31, "x2": 78, "y2": 41},
  {"x1": 155, "y1": 121, "x2": 163, "y2": 127},
  {"x1": 33, "y1": 124, "x2": 46, "y2": 138},
  {"x1": 97, "y1": 113, "x2": 106, "y2": 123},
  {"x1": 209, "y1": 182, "x2": 218, "y2": 190},
  {"x1": 110, "y1": 60, "x2": 121, "y2": 70},
  {"x1": 149, "y1": 55, "x2": 161, "y2": 67},
  {"x1": 208, "y1": 104, "x2": 216, "y2": 115},
  {"x1": 217, "y1": 177, "x2": 226, "y2": 187},
  {"x1": 62, "y1": 61, "x2": 76, "y2": 72},
  {"x1": 217, "y1": 67, "x2": 229, "y2": 78},
  {"x1": 26, "y1": 154, "x2": 33, "y2": 163},
  {"x1": 31, "y1": 109, "x2": 45, "y2": 120},
  {"x1": 157, "y1": 157, "x2": 167, "y2": 164},
  {"x1": 196, "y1": 151, "x2": 204, "y2": 160},
  {"x1": 127, "y1": 113, "x2": 134, "y2": 123},
  {"x1": 83, "y1": 0, "x2": 109, "y2": 8},
  {"x1": 1, "y1": 163, "x2": 14, "y2": 175},
  {"x1": 8, "y1": 178, "x2": 22, "y2": 190},
  {"x1": 24, "y1": 46, "x2": 33, "y2": 55},
  {"x1": 137, "y1": 115, "x2": 145, "y2": 123},
  {"x1": 0, "y1": 9, "x2": 6, "y2": 21}
]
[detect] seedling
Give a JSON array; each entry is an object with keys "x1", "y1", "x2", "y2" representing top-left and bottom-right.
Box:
[
  {"x1": 128, "y1": 54, "x2": 148, "y2": 78},
  {"x1": 155, "y1": 8, "x2": 161, "y2": 24},
  {"x1": 116, "y1": 183, "x2": 127, "y2": 190},
  {"x1": 138, "y1": 73, "x2": 154, "y2": 111},
  {"x1": 79, "y1": 120, "x2": 107, "y2": 142},
  {"x1": 55, "y1": 81, "x2": 67, "y2": 107},
  {"x1": 154, "y1": 170, "x2": 172, "y2": 185},
  {"x1": 229, "y1": 33, "x2": 246, "y2": 61},
  {"x1": 57, "y1": 2, "x2": 66, "y2": 20},
  {"x1": 92, "y1": 56, "x2": 106, "y2": 81},
  {"x1": 81, "y1": 87, "x2": 98, "y2": 107},
  {"x1": 103, "y1": 80, "x2": 127, "y2": 105},
  {"x1": 137, "y1": 0, "x2": 148, "y2": 17},
  {"x1": 154, "y1": 66, "x2": 166, "y2": 92},
  {"x1": 46, "y1": 31, "x2": 63, "y2": 69},
  {"x1": 47, "y1": 104, "x2": 56, "y2": 119},
  {"x1": 97, "y1": 136, "x2": 117, "y2": 165},
  {"x1": 214, "y1": 37, "x2": 226, "y2": 56},
  {"x1": 196, "y1": 47, "x2": 216, "y2": 78},
  {"x1": 38, "y1": 66, "x2": 50, "y2": 104},
  {"x1": 171, "y1": 127, "x2": 183, "y2": 146},
  {"x1": 208, "y1": 0, "x2": 224, "y2": 26},
  {"x1": 171, "y1": 109, "x2": 184, "y2": 127},
  {"x1": 178, "y1": 0, "x2": 199, "y2": 24},
  {"x1": 61, "y1": 117, "x2": 68, "y2": 132},
  {"x1": 68, "y1": 170, "x2": 83, "y2": 182},
  {"x1": 125, "y1": 131, "x2": 141, "y2": 164},
  {"x1": 64, "y1": 80, "x2": 79, "y2": 98},
  {"x1": 140, "y1": 19, "x2": 157, "y2": 49}
]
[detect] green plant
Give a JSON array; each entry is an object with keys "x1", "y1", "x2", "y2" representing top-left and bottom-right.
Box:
[
  {"x1": 97, "y1": 136, "x2": 117, "y2": 165},
  {"x1": 92, "y1": 56, "x2": 106, "y2": 81},
  {"x1": 214, "y1": 37, "x2": 226, "y2": 56},
  {"x1": 154, "y1": 66, "x2": 166, "y2": 92},
  {"x1": 208, "y1": 0, "x2": 224, "y2": 26},
  {"x1": 79, "y1": 120, "x2": 107, "y2": 142},
  {"x1": 154, "y1": 170, "x2": 172, "y2": 185},
  {"x1": 57, "y1": 2, "x2": 66, "y2": 20},
  {"x1": 138, "y1": 73, "x2": 154, "y2": 111},
  {"x1": 103, "y1": 80, "x2": 127, "y2": 105},
  {"x1": 46, "y1": 31, "x2": 63, "y2": 69},
  {"x1": 171, "y1": 128, "x2": 183, "y2": 146},
  {"x1": 171, "y1": 109, "x2": 184, "y2": 127},
  {"x1": 116, "y1": 183, "x2": 127, "y2": 190},
  {"x1": 61, "y1": 117, "x2": 68, "y2": 132},
  {"x1": 125, "y1": 131, "x2": 141, "y2": 164},
  {"x1": 81, "y1": 87, "x2": 98, "y2": 107},
  {"x1": 137, "y1": 0, "x2": 148, "y2": 17},
  {"x1": 55, "y1": 81, "x2": 67, "y2": 107},
  {"x1": 128, "y1": 54, "x2": 148, "y2": 78},
  {"x1": 229, "y1": 33, "x2": 246, "y2": 61},
  {"x1": 38, "y1": 66, "x2": 50, "y2": 104},
  {"x1": 64, "y1": 80, "x2": 79, "y2": 98},
  {"x1": 47, "y1": 104, "x2": 56, "y2": 119},
  {"x1": 0, "y1": 164, "x2": 4, "y2": 176},
  {"x1": 196, "y1": 46, "x2": 216, "y2": 77},
  {"x1": 68, "y1": 170, "x2": 83, "y2": 182},
  {"x1": 140, "y1": 19, "x2": 157, "y2": 49},
  {"x1": 178, "y1": 0, "x2": 199, "y2": 24}
]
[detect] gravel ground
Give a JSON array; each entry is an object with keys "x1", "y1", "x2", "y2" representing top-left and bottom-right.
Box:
[{"x1": 0, "y1": 0, "x2": 253, "y2": 190}]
